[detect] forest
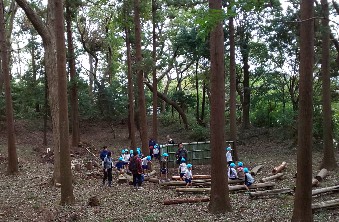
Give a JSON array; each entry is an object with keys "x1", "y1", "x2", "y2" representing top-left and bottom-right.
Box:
[{"x1": 0, "y1": 0, "x2": 339, "y2": 221}]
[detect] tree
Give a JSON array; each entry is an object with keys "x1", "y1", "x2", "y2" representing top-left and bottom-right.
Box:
[
  {"x1": 319, "y1": 0, "x2": 338, "y2": 170},
  {"x1": 292, "y1": 0, "x2": 314, "y2": 220},
  {"x1": 208, "y1": 0, "x2": 231, "y2": 213},
  {"x1": 152, "y1": 0, "x2": 158, "y2": 142},
  {"x1": 0, "y1": 0, "x2": 18, "y2": 174},
  {"x1": 54, "y1": 0, "x2": 75, "y2": 204},
  {"x1": 134, "y1": 0, "x2": 148, "y2": 154}
]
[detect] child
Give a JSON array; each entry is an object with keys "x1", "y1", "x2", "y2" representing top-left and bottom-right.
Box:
[
  {"x1": 122, "y1": 149, "x2": 130, "y2": 169},
  {"x1": 142, "y1": 156, "x2": 152, "y2": 176},
  {"x1": 160, "y1": 153, "x2": 169, "y2": 182},
  {"x1": 244, "y1": 167, "x2": 255, "y2": 191},
  {"x1": 226, "y1": 146, "x2": 233, "y2": 165},
  {"x1": 103, "y1": 151, "x2": 113, "y2": 187},
  {"x1": 228, "y1": 163, "x2": 238, "y2": 180},
  {"x1": 115, "y1": 157, "x2": 124, "y2": 175},
  {"x1": 178, "y1": 157, "x2": 187, "y2": 180},
  {"x1": 237, "y1": 161, "x2": 245, "y2": 180},
  {"x1": 183, "y1": 164, "x2": 193, "y2": 187},
  {"x1": 153, "y1": 144, "x2": 160, "y2": 161}
]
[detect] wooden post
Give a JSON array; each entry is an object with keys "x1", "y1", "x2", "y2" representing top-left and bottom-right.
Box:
[
  {"x1": 163, "y1": 197, "x2": 210, "y2": 205},
  {"x1": 259, "y1": 173, "x2": 284, "y2": 183},
  {"x1": 272, "y1": 162, "x2": 287, "y2": 174},
  {"x1": 314, "y1": 168, "x2": 328, "y2": 182}
]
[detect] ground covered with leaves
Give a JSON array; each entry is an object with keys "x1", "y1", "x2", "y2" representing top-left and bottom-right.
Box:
[{"x1": 0, "y1": 120, "x2": 339, "y2": 221}]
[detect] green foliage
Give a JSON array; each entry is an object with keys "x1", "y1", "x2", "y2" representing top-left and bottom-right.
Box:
[
  {"x1": 188, "y1": 124, "x2": 209, "y2": 142},
  {"x1": 170, "y1": 90, "x2": 195, "y2": 112},
  {"x1": 159, "y1": 112, "x2": 178, "y2": 126}
]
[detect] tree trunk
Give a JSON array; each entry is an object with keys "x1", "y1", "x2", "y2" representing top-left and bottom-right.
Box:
[
  {"x1": 66, "y1": 2, "x2": 80, "y2": 147},
  {"x1": 43, "y1": 74, "x2": 48, "y2": 146},
  {"x1": 152, "y1": 0, "x2": 158, "y2": 142},
  {"x1": 0, "y1": 0, "x2": 18, "y2": 174},
  {"x1": 319, "y1": 0, "x2": 338, "y2": 170},
  {"x1": 195, "y1": 60, "x2": 200, "y2": 122},
  {"x1": 208, "y1": 0, "x2": 231, "y2": 214},
  {"x1": 54, "y1": 0, "x2": 75, "y2": 205},
  {"x1": 89, "y1": 53, "x2": 94, "y2": 98},
  {"x1": 125, "y1": 25, "x2": 136, "y2": 149},
  {"x1": 292, "y1": 0, "x2": 314, "y2": 220},
  {"x1": 229, "y1": 16, "x2": 238, "y2": 161},
  {"x1": 134, "y1": 0, "x2": 148, "y2": 155},
  {"x1": 200, "y1": 81, "x2": 206, "y2": 121}
]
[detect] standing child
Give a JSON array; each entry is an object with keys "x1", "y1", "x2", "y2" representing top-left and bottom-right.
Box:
[
  {"x1": 122, "y1": 149, "x2": 130, "y2": 169},
  {"x1": 237, "y1": 161, "x2": 245, "y2": 180},
  {"x1": 178, "y1": 158, "x2": 187, "y2": 180},
  {"x1": 103, "y1": 151, "x2": 113, "y2": 187},
  {"x1": 115, "y1": 157, "x2": 125, "y2": 175},
  {"x1": 183, "y1": 164, "x2": 193, "y2": 187},
  {"x1": 244, "y1": 167, "x2": 255, "y2": 191},
  {"x1": 228, "y1": 163, "x2": 238, "y2": 180},
  {"x1": 142, "y1": 156, "x2": 152, "y2": 176},
  {"x1": 153, "y1": 144, "x2": 160, "y2": 161},
  {"x1": 226, "y1": 146, "x2": 233, "y2": 166},
  {"x1": 160, "y1": 153, "x2": 169, "y2": 182}
]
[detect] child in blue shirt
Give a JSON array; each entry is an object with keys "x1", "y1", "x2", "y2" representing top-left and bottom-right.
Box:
[
  {"x1": 115, "y1": 157, "x2": 124, "y2": 175},
  {"x1": 244, "y1": 167, "x2": 255, "y2": 190}
]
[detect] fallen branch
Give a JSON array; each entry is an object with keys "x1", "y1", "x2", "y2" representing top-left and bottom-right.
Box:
[
  {"x1": 161, "y1": 179, "x2": 244, "y2": 187},
  {"x1": 249, "y1": 188, "x2": 293, "y2": 198},
  {"x1": 163, "y1": 197, "x2": 210, "y2": 205},
  {"x1": 260, "y1": 173, "x2": 284, "y2": 183},
  {"x1": 315, "y1": 168, "x2": 328, "y2": 182},
  {"x1": 250, "y1": 165, "x2": 263, "y2": 176},
  {"x1": 272, "y1": 162, "x2": 287, "y2": 174},
  {"x1": 312, "y1": 185, "x2": 339, "y2": 196},
  {"x1": 172, "y1": 175, "x2": 211, "y2": 180},
  {"x1": 312, "y1": 199, "x2": 339, "y2": 211}
]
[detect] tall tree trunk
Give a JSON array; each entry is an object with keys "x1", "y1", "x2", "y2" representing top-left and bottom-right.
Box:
[
  {"x1": 195, "y1": 60, "x2": 200, "y2": 123},
  {"x1": 320, "y1": 0, "x2": 338, "y2": 170},
  {"x1": 152, "y1": 0, "x2": 158, "y2": 142},
  {"x1": 43, "y1": 74, "x2": 48, "y2": 146},
  {"x1": 89, "y1": 53, "x2": 94, "y2": 98},
  {"x1": 134, "y1": 0, "x2": 148, "y2": 154},
  {"x1": 229, "y1": 16, "x2": 238, "y2": 161},
  {"x1": 162, "y1": 74, "x2": 171, "y2": 112},
  {"x1": 54, "y1": 0, "x2": 75, "y2": 205},
  {"x1": 208, "y1": 0, "x2": 231, "y2": 213},
  {"x1": 125, "y1": 25, "x2": 136, "y2": 149},
  {"x1": 15, "y1": 0, "x2": 61, "y2": 184},
  {"x1": 200, "y1": 81, "x2": 206, "y2": 121},
  {"x1": 66, "y1": 2, "x2": 80, "y2": 147},
  {"x1": 0, "y1": 0, "x2": 18, "y2": 174},
  {"x1": 292, "y1": 0, "x2": 314, "y2": 220}
]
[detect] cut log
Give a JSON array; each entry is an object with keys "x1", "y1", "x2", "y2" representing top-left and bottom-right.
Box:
[
  {"x1": 249, "y1": 188, "x2": 293, "y2": 198},
  {"x1": 148, "y1": 178, "x2": 160, "y2": 183},
  {"x1": 312, "y1": 178, "x2": 320, "y2": 187},
  {"x1": 312, "y1": 199, "x2": 339, "y2": 211},
  {"x1": 272, "y1": 162, "x2": 287, "y2": 174},
  {"x1": 144, "y1": 170, "x2": 157, "y2": 181},
  {"x1": 250, "y1": 165, "x2": 263, "y2": 176},
  {"x1": 193, "y1": 175, "x2": 211, "y2": 179},
  {"x1": 118, "y1": 175, "x2": 128, "y2": 184},
  {"x1": 315, "y1": 168, "x2": 328, "y2": 182},
  {"x1": 175, "y1": 182, "x2": 275, "y2": 193},
  {"x1": 312, "y1": 185, "x2": 339, "y2": 196},
  {"x1": 259, "y1": 173, "x2": 284, "y2": 183},
  {"x1": 163, "y1": 197, "x2": 210, "y2": 205},
  {"x1": 161, "y1": 179, "x2": 244, "y2": 187}
]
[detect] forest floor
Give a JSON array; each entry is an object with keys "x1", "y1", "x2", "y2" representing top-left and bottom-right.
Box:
[{"x1": 0, "y1": 119, "x2": 339, "y2": 222}]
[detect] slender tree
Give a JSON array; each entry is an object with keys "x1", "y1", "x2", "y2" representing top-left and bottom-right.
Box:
[
  {"x1": 54, "y1": 0, "x2": 75, "y2": 204},
  {"x1": 292, "y1": 0, "x2": 314, "y2": 220},
  {"x1": 319, "y1": 0, "x2": 338, "y2": 170},
  {"x1": 208, "y1": 0, "x2": 231, "y2": 213},
  {"x1": 152, "y1": 0, "x2": 158, "y2": 142},
  {"x1": 134, "y1": 0, "x2": 148, "y2": 154},
  {"x1": 0, "y1": 0, "x2": 18, "y2": 174}
]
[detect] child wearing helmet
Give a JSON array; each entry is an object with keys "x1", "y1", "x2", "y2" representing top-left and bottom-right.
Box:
[
  {"x1": 183, "y1": 164, "x2": 193, "y2": 187},
  {"x1": 142, "y1": 156, "x2": 152, "y2": 176},
  {"x1": 244, "y1": 167, "x2": 255, "y2": 190},
  {"x1": 226, "y1": 145, "x2": 233, "y2": 166},
  {"x1": 228, "y1": 162, "x2": 238, "y2": 180},
  {"x1": 178, "y1": 157, "x2": 187, "y2": 180},
  {"x1": 160, "y1": 153, "x2": 169, "y2": 182},
  {"x1": 122, "y1": 149, "x2": 130, "y2": 170},
  {"x1": 115, "y1": 157, "x2": 125, "y2": 175},
  {"x1": 153, "y1": 144, "x2": 160, "y2": 161},
  {"x1": 237, "y1": 161, "x2": 245, "y2": 180}
]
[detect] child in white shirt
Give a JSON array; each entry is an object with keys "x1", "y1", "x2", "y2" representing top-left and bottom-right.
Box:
[
  {"x1": 228, "y1": 163, "x2": 238, "y2": 180},
  {"x1": 142, "y1": 156, "x2": 151, "y2": 175},
  {"x1": 226, "y1": 146, "x2": 233, "y2": 165},
  {"x1": 183, "y1": 164, "x2": 193, "y2": 187},
  {"x1": 178, "y1": 158, "x2": 187, "y2": 180}
]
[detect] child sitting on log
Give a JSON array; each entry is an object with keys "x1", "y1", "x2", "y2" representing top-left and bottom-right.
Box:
[
  {"x1": 115, "y1": 157, "x2": 125, "y2": 175},
  {"x1": 237, "y1": 161, "x2": 245, "y2": 180},
  {"x1": 178, "y1": 157, "x2": 187, "y2": 180},
  {"x1": 244, "y1": 167, "x2": 255, "y2": 191},
  {"x1": 228, "y1": 163, "x2": 238, "y2": 180},
  {"x1": 160, "y1": 153, "x2": 169, "y2": 182},
  {"x1": 183, "y1": 164, "x2": 193, "y2": 187}
]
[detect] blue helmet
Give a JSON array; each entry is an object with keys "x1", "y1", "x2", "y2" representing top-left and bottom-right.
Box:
[
  {"x1": 230, "y1": 163, "x2": 236, "y2": 168},
  {"x1": 130, "y1": 150, "x2": 133, "y2": 154},
  {"x1": 238, "y1": 162, "x2": 243, "y2": 167},
  {"x1": 125, "y1": 149, "x2": 129, "y2": 152},
  {"x1": 162, "y1": 153, "x2": 169, "y2": 157},
  {"x1": 118, "y1": 157, "x2": 123, "y2": 161},
  {"x1": 137, "y1": 150, "x2": 141, "y2": 155},
  {"x1": 137, "y1": 147, "x2": 141, "y2": 151},
  {"x1": 181, "y1": 157, "x2": 186, "y2": 162},
  {"x1": 244, "y1": 167, "x2": 249, "y2": 173},
  {"x1": 187, "y1": 164, "x2": 192, "y2": 168},
  {"x1": 147, "y1": 156, "x2": 151, "y2": 160},
  {"x1": 121, "y1": 149, "x2": 125, "y2": 154},
  {"x1": 154, "y1": 144, "x2": 159, "y2": 149},
  {"x1": 226, "y1": 147, "x2": 232, "y2": 151}
]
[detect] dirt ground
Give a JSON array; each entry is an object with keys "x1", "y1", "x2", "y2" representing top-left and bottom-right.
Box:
[{"x1": 0, "y1": 120, "x2": 339, "y2": 222}]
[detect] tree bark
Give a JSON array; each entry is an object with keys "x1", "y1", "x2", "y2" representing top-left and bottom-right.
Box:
[
  {"x1": 208, "y1": 0, "x2": 231, "y2": 214},
  {"x1": 54, "y1": 0, "x2": 75, "y2": 205},
  {"x1": 319, "y1": 0, "x2": 338, "y2": 170},
  {"x1": 152, "y1": 0, "x2": 158, "y2": 142},
  {"x1": 66, "y1": 1, "x2": 80, "y2": 147},
  {"x1": 134, "y1": 0, "x2": 148, "y2": 155},
  {"x1": 229, "y1": 16, "x2": 238, "y2": 161},
  {"x1": 292, "y1": 0, "x2": 314, "y2": 220},
  {"x1": 0, "y1": 0, "x2": 18, "y2": 174}
]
